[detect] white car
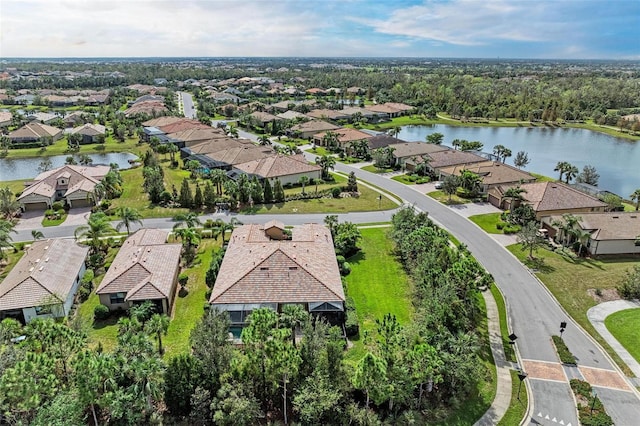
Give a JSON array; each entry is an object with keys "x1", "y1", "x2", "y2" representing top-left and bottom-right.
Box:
[{"x1": 434, "y1": 181, "x2": 444, "y2": 189}]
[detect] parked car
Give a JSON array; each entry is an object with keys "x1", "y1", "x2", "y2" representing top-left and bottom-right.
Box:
[{"x1": 434, "y1": 181, "x2": 443, "y2": 189}]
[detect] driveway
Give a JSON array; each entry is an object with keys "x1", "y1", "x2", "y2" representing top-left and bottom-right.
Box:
[
  {"x1": 63, "y1": 207, "x2": 91, "y2": 227},
  {"x1": 14, "y1": 207, "x2": 90, "y2": 237},
  {"x1": 14, "y1": 210, "x2": 44, "y2": 231}
]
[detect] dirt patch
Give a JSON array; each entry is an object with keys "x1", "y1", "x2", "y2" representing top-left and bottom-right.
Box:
[{"x1": 587, "y1": 288, "x2": 620, "y2": 303}]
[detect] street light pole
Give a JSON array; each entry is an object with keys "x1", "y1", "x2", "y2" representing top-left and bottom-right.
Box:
[
  {"x1": 560, "y1": 321, "x2": 567, "y2": 338},
  {"x1": 591, "y1": 389, "x2": 598, "y2": 414},
  {"x1": 517, "y1": 372, "x2": 528, "y2": 400}
]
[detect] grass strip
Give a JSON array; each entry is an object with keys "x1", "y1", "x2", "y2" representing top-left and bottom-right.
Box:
[
  {"x1": 490, "y1": 284, "x2": 516, "y2": 362},
  {"x1": 552, "y1": 335, "x2": 577, "y2": 365},
  {"x1": 498, "y1": 370, "x2": 528, "y2": 426}
]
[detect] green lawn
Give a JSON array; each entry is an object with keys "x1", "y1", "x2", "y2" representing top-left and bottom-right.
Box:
[
  {"x1": 507, "y1": 245, "x2": 636, "y2": 375},
  {"x1": 531, "y1": 173, "x2": 556, "y2": 182},
  {"x1": 360, "y1": 165, "x2": 394, "y2": 173},
  {"x1": 2, "y1": 135, "x2": 144, "y2": 159},
  {"x1": 605, "y1": 308, "x2": 640, "y2": 364},
  {"x1": 391, "y1": 174, "x2": 431, "y2": 185},
  {"x1": 42, "y1": 214, "x2": 68, "y2": 227},
  {"x1": 0, "y1": 179, "x2": 26, "y2": 197},
  {"x1": 78, "y1": 239, "x2": 220, "y2": 357},
  {"x1": 343, "y1": 227, "x2": 413, "y2": 361},
  {"x1": 469, "y1": 213, "x2": 503, "y2": 234},
  {"x1": 305, "y1": 146, "x2": 331, "y2": 156},
  {"x1": 427, "y1": 190, "x2": 477, "y2": 204}
]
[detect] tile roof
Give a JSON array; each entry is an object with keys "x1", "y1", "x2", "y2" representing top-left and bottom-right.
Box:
[
  {"x1": 499, "y1": 181, "x2": 608, "y2": 212},
  {"x1": 0, "y1": 239, "x2": 89, "y2": 311},
  {"x1": 439, "y1": 161, "x2": 535, "y2": 186},
  {"x1": 142, "y1": 116, "x2": 184, "y2": 127},
  {"x1": 276, "y1": 110, "x2": 308, "y2": 120},
  {"x1": 314, "y1": 127, "x2": 373, "y2": 144},
  {"x1": 290, "y1": 120, "x2": 339, "y2": 133},
  {"x1": 204, "y1": 144, "x2": 275, "y2": 166},
  {"x1": 391, "y1": 142, "x2": 449, "y2": 159},
  {"x1": 421, "y1": 148, "x2": 485, "y2": 168},
  {"x1": 167, "y1": 127, "x2": 227, "y2": 143},
  {"x1": 306, "y1": 109, "x2": 349, "y2": 120},
  {"x1": 210, "y1": 223, "x2": 345, "y2": 305},
  {"x1": 234, "y1": 154, "x2": 321, "y2": 178},
  {"x1": 367, "y1": 134, "x2": 407, "y2": 150},
  {"x1": 96, "y1": 229, "x2": 180, "y2": 302},
  {"x1": 123, "y1": 100, "x2": 167, "y2": 117},
  {"x1": 8, "y1": 122, "x2": 62, "y2": 140},
  {"x1": 250, "y1": 111, "x2": 281, "y2": 123},
  {"x1": 579, "y1": 212, "x2": 640, "y2": 241},
  {"x1": 18, "y1": 164, "x2": 110, "y2": 200},
  {"x1": 71, "y1": 123, "x2": 106, "y2": 136},
  {"x1": 185, "y1": 138, "x2": 255, "y2": 155}
]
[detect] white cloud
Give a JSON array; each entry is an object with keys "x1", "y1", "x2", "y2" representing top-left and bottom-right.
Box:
[{"x1": 352, "y1": 0, "x2": 578, "y2": 46}]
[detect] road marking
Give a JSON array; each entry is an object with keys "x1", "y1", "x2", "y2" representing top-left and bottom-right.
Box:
[
  {"x1": 537, "y1": 412, "x2": 571, "y2": 425},
  {"x1": 523, "y1": 360, "x2": 567, "y2": 382},
  {"x1": 579, "y1": 366, "x2": 632, "y2": 391}
]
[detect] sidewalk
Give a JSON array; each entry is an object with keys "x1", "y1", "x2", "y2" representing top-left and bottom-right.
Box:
[
  {"x1": 475, "y1": 290, "x2": 514, "y2": 426},
  {"x1": 587, "y1": 300, "x2": 640, "y2": 378}
]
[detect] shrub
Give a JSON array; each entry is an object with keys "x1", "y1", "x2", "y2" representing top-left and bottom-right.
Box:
[
  {"x1": 344, "y1": 296, "x2": 359, "y2": 337},
  {"x1": 503, "y1": 225, "x2": 521, "y2": 234},
  {"x1": 44, "y1": 209, "x2": 55, "y2": 218},
  {"x1": 331, "y1": 187, "x2": 342, "y2": 198},
  {"x1": 178, "y1": 273, "x2": 189, "y2": 288},
  {"x1": 204, "y1": 219, "x2": 215, "y2": 229},
  {"x1": 496, "y1": 222, "x2": 506, "y2": 230},
  {"x1": 94, "y1": 304, "x2": 110, "y2": 321},
  {"x1": 77, "y1": 286, "x2": 91, "y2": 302},
  {"x1": 617, "y1": 265, "x2": 640, "y2": 299},
  {"x1": 552, "y1": 335, "x2": 576, "y2": 365},
  {"x1": 52, "y1": 201, "x2": 64, "y2": 211}
]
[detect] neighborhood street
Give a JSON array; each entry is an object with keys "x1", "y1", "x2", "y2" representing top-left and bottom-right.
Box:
[
  {"x1": 178, "y1": 91, "x2": 197, "y2": 119},
  {"x1": 11, "y1": 161, "x2": 640, "y2": 425}
]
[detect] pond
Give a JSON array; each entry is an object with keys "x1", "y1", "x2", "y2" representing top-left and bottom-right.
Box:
[
  {"x1": 398, "y1": 125, "x2": 640, "y2": 197},
  {"x1": 0, "y1": 152, "x2": 138, "y2": 181}
]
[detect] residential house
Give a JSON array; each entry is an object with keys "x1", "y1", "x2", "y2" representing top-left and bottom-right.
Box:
[
  {"x1": 391, "y1": 142, "x2": 450, "y2": 169},
  {"x1": 209, "y1": 223, "x2": 345, "y2": 329},
  {"x1": 406, "y1": 148, "x2": 486, "y2": 174},
  {"x1": 367, "y1": 134, "x2": 406, "y2": 151},
  {"x1": 312, "y1": 127, "x2": 373, "y2": 151},
  {"x1": 233, "y1": 154, "x2": 322, "y2": 186},
  {"x1": 96, "y1": 229, "x2": 181, "y2": 315},
  {"x1": 166, "y1": 127, "x2": 228, "y2": 148},
  {"x1": 0, "y1": 111, "x2": 11, "y2": 127},
  {"x1": 27, "y1": 111, "x2": 58, "y2": 125},
  {"x1": 306, "y1": 109, "x2": 350, "y2": 121},
  {"x1": 289, "y1": 120, "x2": 340, "y2": 139},
  {"x1": 8, "y1": 122, "x2": 63, "y2": 144},
  {"x1": 18, "y1": 164, "x2": 110, "y2": 210},
  {"x1": 438, "y1": 161, "x2": 536, "y2": 194},
  {"x1": 488, "y1": 181, "x2": 608, "y2": 219},
  {"x1": 276, "y1": 110, "x2": 309, "y2": 120},
  {"x1": 62, "y1": 111, "x2": 86, "y2": 127},
  {"x1": 541, "y1": 212, "x2": 640, "y2": 256},
  {"x1": 0, "y1": 239, "x2": 89, "y2": 324},
  {"x1": 248, "y1": 111, "x2": 282, "y2": 129},
  {"x1": 123, "y1": 100, "x2": 168, "y2": 118},
  {"x1": 70, "y1": 123, "x2": 106, "y2": 144}
]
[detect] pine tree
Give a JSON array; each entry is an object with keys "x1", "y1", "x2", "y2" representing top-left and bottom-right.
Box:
[
  {"x1": 273, "y1": 179, "x2": 285, "y2": 203},
  {"x1": 193, "y1": 184, "x2": 204, "y2": 209},
  {"x1": 179, "y1": 178, "x2": 193, "y2": 208},
  {"x1": 250, "y1": 176, "x2": 263, "y2": 204},
  {"x1": 347, "y1": 171, "x2": 358, "y2": 192},
  {"x1": 204, "y1": 181, "x2": 216, "y2": 210},
  {"x1": 263, "y1": 179, "x2": 273, "y2": 203}
]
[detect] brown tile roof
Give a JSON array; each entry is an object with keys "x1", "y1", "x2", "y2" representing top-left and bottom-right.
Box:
[
  {"x1": 205, "y1": 144, "x2": 275, "y2": 166},
  {"x1": 365, "y1": 104, "x2": 400, "y2": 114},
  {"x1": 276, "y1": 110, "x2": 308, "y2": 120},
  {"x1": 18, "y1": 165, "x2": 110, "y2": 200},
  {"x1": 500, "y1": 181, "x2": 608, "y2": 213},
  {"x1": 234, "y1": 154, "x2": 321, "y2": 179},
  {"x1": 167, "y1": 127, "x2": 227, "y2": 143},
  {"x1": 579, "y1": 212, "x2": 640, "y2": 241},
  {"x1": 250, "y1": 111, "x2": 281, "y2": 123},
  {"x1": 290, "y1": 120, "x2": 339, "y2": 133},
  {"x1": 157, "y1": 119, "x2": 210, "y2": 134},
  {"x1": 385, "y1": 102, "x2": 414, "y2": 112},
  {"x1": 186, "y1": 138, "x2": 254, "y2": 155},
  {"x1": 210, "y1": 223, "x2": 345, "y2": 305},
  {"x1": 8, "y1": 122, "x2": 62, "y2": 140},
  {"x1": 422, "y1": 149, "x2": 485, "y2": 168},
  {"x1": 314, "y1": 127, "x2": 373, "y2": 144},
  {"x1": 123, "y1": 100, "x2": 167, "y2": 117},
  {"x1": 0, "y1": 240, "x2": 89, "y2": 311},
  {"x1": 96, "y1": 229, "x2": 180, "y2": 302},
  {"x1": 367, "y1": 134, "x2": 406, "y2": 150},
  {"x1": 306, "y1": 109, "x2": 349, "y2": 120},
  {"x1": 142, "y1": 116, "x2": 184, "y2": 127},
  {"x1": 391, "y1": 142, "x2": 449, "y2": 159},
  {"x1": 439, "y1": 161, "x2": 535, "y2": 186},
  {"x1": 71, "y1": 123, "x2": 106, "y2": 136}
]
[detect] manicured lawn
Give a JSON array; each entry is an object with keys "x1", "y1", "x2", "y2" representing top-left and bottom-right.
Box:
[
  {"x1": 108, "y1": 163, "x2": 190, "y2": 218},
  {"x1": 531, "y1": 173, "x2": 556, "y2": 182},
  {"x1": 490, "y1": 285, "x2": 516, "y2": 362},
  {"x1": 42, "y1": 214, "x2": 67, "y2": 227},
  {"x1": 247, "y1": 181, "x2": 398, "y2": 214},
  {"x1": 163, "y1": 239, "x2": 220, "y2": 356},
  {"x1": 605, "y1": 308, "x2": 640, "y2": 364},
  {"x1": 361, "y1": 165, "x2": 394, "y2": 173},
  {"x1": 427, "y1": 190, "x2": 477, "y2": 204},
  {"x1": 305, "y1": 147, "x2": 331, "y2": 156},
  {"x1": 0, "y1": 250, "x2": 24, "y2": 281},
  {"x1": 2, "y1": 135, "x2": 144, "y2": 159},
  {"x1": 498, "y1": 370, "x2": 528, "y2": 426},
  {"x1": 469, "y1": 213, "x2": 503, "y2": 234},
  {"x1": 391, "y1": 173, "x2": 431, "y2": 185},
  {"x1": 343, "y1": 227, "x2": 413, "y2": 361},
  {"x1": 0, "y1": 179, "x2": 26, "y2": 196},
  {"x1": 507, "y1": 244, "x2": 636, "y2": 375}
]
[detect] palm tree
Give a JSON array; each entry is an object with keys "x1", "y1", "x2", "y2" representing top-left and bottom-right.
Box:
[
  {"x1": 0, "y1": 187, "x2": 20, "y2": 220},
  {"x1": 145, "y1": 314, "x2": 170, "y2": 354},
  {"x1": 459, "y1": 170, "x2": 482, "y2": 196},
  {"x1": 630, "y1": 189, "x2": 640, "y2": 211},
  {"x1": 209, "y1": 169, "x2": 227, "y2": 196},
  {"x1": 258, "y1": 134, "x2": 271, "y2": 145},
  {"x1": 322, "y1": 131, "x2": 339, "y2": 150},
  {"x1": 74, "y1": 212, "x2": 115, "y2": 254},
  {"x1": 31, "y1": 230, "x2": 44, "y2": 241},
  {"x1": 564, "y1": 165, "x2": 579, "y2": 184},
  {"x1": 503, "y1": 185, "x2": 527, "y2": 209},
  {"x1": 174, "y1": 227, "x2": 200, "y2": 264},
  {"x1": 0, "y1": 219, "x2": 16, "y2": 263},
  {"x1": 315, "y1": 155, "x2": 336, "y2": 180},
  {"x1": 572, "y1": 228, "x2": 592, "y2": 257},
  {"x1": 554, "y1": 161, "x2": 571, "y2": 181},
  {"x1": 228, "y1": 125, "x2": 239, "y2": 138},
  {"x1": 172, "y1": 212, "x2": 201, "y2": 230},
  {"x1": 389, "y1": 126, "x2": 401, "y2": 138},
  {"x1": 298, "y1": 175, "x2": 310, "y2": 195},
  {"x1": 279, "y1": 305, "x2": 308, "y2": 348},
  {"x1": 116, "y1": 207, "x2": 143, "y2": 235}
]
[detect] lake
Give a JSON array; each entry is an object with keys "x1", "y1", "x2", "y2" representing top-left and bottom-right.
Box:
[
  {"x1": 398, "y1": 125, "x2": 640, "y2": 197},
  {"x1": 0, "y1": 152, "x2": 138, "y2": 181}
]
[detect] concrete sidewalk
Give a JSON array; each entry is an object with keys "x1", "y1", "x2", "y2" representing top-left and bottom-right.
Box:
[
  {"x1": 475, "y1": 290, "x2": 514, "y2": 426},
  {"x1": 587, "y1": 300, "x2": 640, "y2": 378}
]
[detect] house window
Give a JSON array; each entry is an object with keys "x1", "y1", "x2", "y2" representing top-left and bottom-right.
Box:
[
  {"x1": 110, "y1": 292, "x2": 126, "y2": 304},
  {"x1": 35, "y1": 305, "x2": 52, "y2": 315}
]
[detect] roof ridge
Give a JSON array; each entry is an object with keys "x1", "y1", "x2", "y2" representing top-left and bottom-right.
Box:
[{"x1": 278, "y1": 248, "x2": 344, "y2": 301}]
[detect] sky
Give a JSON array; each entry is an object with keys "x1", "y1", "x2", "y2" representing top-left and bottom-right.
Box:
[{"x1": 1, "y1": 0, "x2": 639, "y2": 59}]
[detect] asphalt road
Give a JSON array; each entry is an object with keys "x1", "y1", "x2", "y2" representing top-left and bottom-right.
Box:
[
  {"x1": 178, "y1": 91, "x2": 196, "y2": 119},
  {"x1": 12, "y1": 158, "x2": 640, "y2": 424}
]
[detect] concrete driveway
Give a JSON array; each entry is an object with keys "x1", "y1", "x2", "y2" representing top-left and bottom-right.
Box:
[
  {"x1": 14, "y1": 207, "x2": 91, "y2": 234},
  {"x1": 14, "y1": 210, "x2": 44, "y2": 231},
  {"x1": 63, "y1": 207, "x2": 91, "y2": 227}
]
